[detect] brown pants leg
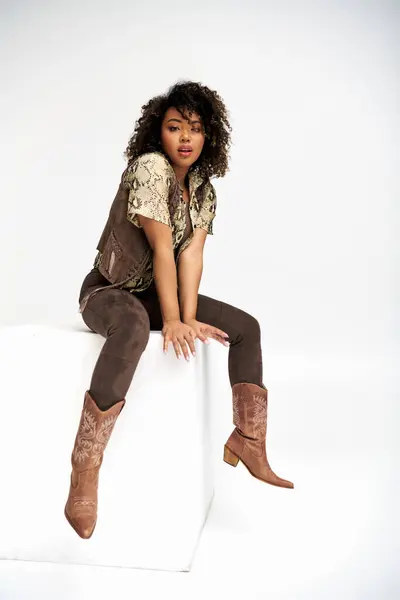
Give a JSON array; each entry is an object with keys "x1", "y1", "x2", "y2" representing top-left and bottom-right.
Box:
[{"x1": 79, "y1": 269, "x2": 264, "y2": 410}]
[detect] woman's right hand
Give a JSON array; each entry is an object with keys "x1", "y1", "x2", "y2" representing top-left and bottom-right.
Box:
[{"x1": 162, "y1": 319, "x2": 197, "y2": 360}]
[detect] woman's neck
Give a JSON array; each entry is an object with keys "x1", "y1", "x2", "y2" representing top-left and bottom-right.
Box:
[{"x1": 172, "y1": 165, "x2": 189, "y2": 189}]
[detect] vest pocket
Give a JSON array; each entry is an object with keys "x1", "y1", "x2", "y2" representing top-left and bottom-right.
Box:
[{"x1": 97, "y1": 229, "x2": 127, "y2": 283}]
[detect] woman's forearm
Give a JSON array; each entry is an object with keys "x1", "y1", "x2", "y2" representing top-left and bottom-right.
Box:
[
  {"x1": 177, "y1": 251, "x2": 203, "y2": 321},
  {"x1": 153, "y1": 248, "x2": 180, "y2": 323}
]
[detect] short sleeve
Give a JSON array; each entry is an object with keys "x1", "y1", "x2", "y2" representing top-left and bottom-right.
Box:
[
  {"x1": 124, "y1": 152, "x2": 172, "y2": 229},
  {"x1": 196, "y1": 182, "x2": 217, "y2": 235}
]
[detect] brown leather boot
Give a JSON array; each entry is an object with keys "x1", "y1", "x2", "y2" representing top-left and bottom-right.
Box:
[
  {"x1": 223, "y1": 382, "x2": 294, "y2": 489},
  {"x1": 64, "y1": 390, "x2": 125, "y2": 539}
]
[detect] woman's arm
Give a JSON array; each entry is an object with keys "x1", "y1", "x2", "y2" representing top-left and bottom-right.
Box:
[
  {"x1": 177, "y1": 227, "x2": 208, "y2": 321},
  {"x1": 177, "y1": 228, "x2": 229, "y2": 346},
  {"x1": 137, "y1": 215, "x2": 180, "y2": 322},
  {"x1": 153, "y1": 247, "x2": 181, "y2": 322}
]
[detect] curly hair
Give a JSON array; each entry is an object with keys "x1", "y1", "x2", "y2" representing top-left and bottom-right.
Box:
[{"x1": 123, "y1": 80, "x2": 232, "y2": 181}]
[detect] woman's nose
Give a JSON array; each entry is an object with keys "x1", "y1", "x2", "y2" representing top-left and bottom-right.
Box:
[{"x1": 180, "y1": 129, "x2": 191, "y2": 140}]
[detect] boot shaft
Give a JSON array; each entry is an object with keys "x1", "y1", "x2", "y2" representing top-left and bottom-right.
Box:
[
  {"x1": 232, "y1": 382, "x2": 268, "y2": 440},
  {"x1": 71, "y1": 391, "x2": 125, "y2": 471}
]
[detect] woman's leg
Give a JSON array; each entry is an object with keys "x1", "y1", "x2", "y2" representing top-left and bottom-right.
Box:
[
  {"x1": 79, "y1": 277, "x2": 151, "y2": 410},
  {"x1": 195, "y1": 294, "x2": 264, "y2": 388},
  {"x1": 194, "y1": 294, "x2": 293, "y2": 487},
  {"x1": 65, "y1": 276, "x2": 153, "y2": 538}
]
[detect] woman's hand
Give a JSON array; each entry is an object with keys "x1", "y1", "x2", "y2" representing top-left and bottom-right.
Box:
[
  {"x1": 183, "y1": 318, "x2": 230, "y2": 348},
  {"x1": 162, "y1": 319, "x2": 197, "y2": 361}
]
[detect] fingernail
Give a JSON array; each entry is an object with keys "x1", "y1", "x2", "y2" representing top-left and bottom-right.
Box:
[
  {"x1": 186, "y1": 356, "x2": 190, "y2": 362},
  {"x1": 178, "y1": 354, "x2": 181, "y2": 359},
  {"x1": 192, "y1": 351, "x2": 196, "y2": 357}
]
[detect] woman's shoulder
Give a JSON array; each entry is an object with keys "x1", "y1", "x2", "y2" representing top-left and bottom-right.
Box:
[
  {"x1": 124, "y1": 151, "x2": 174, "y2": 180},
  {"x1": 200, "y1": 176, "x2": 216, "y2": 200}
]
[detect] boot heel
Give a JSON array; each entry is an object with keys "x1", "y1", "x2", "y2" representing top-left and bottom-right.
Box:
[{"x1": 224, "y1": 445, "x2": 239, "y2": 467}]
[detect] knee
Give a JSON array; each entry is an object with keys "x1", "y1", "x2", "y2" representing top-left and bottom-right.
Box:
[
  {"x1": 112, "y1": 309, "x2": 151, "y2": 349},
  {"x1": 242, "y1": 312, "x2": 261, "y2": 339},
  {"x1": 125, "y1": 311, "x2": 151, "y2": 345},
  {"x1": 228, "y1": 308, "x2": 261, "y2": 343}
]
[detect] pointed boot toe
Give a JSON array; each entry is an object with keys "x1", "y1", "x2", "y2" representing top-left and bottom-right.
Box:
[
  {"x1": 268, "y1": 472, "x2": 294, "y2": 489},
  {"x1": 65, "y1": 507, "x2": 96, "y2": 539},
  {"x1": 280, "y1": 478, "x2": 294, "y2": 489},
  {"x1": 73, "y1": 516, "x2": 96, "y2": 539}
]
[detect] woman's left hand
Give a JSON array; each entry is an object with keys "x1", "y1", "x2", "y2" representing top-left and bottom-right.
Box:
[{"x1": 183, "y1": 318, "x2": 230, "y2": 347}]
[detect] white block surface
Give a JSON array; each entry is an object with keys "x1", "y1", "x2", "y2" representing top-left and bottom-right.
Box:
[{"x1": 0, "y1": 322, "x2": 215, "y2": 572}]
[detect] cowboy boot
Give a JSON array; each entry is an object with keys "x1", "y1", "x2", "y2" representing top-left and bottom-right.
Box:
[
  {"x1": 64, "y1": 390, "x2": 125, "y2": 539},
  {"x1": 223, "y1": 382, "x2": 294, "y2": 489}
]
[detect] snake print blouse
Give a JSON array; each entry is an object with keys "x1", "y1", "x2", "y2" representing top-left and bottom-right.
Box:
[{"x1": 93, "y1": 151, "x2": 217, "y2": 293}]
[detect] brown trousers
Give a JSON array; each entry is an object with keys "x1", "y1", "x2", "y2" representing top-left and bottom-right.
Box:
[{"x1": 79, "y1": 268, "x2": 264, "y2": 410}]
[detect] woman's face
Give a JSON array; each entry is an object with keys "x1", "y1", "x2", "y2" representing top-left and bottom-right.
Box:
[{"x1": 160, "y1": 106, "x2": 205, "y2": 169}]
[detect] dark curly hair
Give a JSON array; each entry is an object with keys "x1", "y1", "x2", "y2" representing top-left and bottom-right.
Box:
[{"x1": 123, "y1": 80, "x2": 232, "y2": 181}]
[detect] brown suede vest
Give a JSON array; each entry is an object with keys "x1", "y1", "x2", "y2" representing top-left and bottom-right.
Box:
[{"x1": 79, "y1": 161, "x2": 207, "y2": 313}]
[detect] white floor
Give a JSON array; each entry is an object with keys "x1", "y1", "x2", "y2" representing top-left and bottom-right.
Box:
[{"x1": 1, "y1": 357, "x2": 398, "y2": 600}]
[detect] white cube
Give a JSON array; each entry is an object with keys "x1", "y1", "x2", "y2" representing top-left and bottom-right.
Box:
[{"x1": 0, "y1": 322, "x2": 215, "y2": 571}]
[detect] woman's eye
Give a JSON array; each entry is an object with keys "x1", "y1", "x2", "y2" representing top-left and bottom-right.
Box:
[{"x1": 168, "y1": 126, "x2": 202, "y2": 133}]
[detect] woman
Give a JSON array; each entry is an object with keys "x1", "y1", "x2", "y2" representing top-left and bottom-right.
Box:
[{"x1": 65, "y1": 80, "x2": 294, "y2": 540}]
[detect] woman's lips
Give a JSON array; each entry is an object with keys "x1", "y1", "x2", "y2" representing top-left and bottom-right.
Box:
[{"x1": 178, "y1": 149, "x2": 192, "y2": 157}]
